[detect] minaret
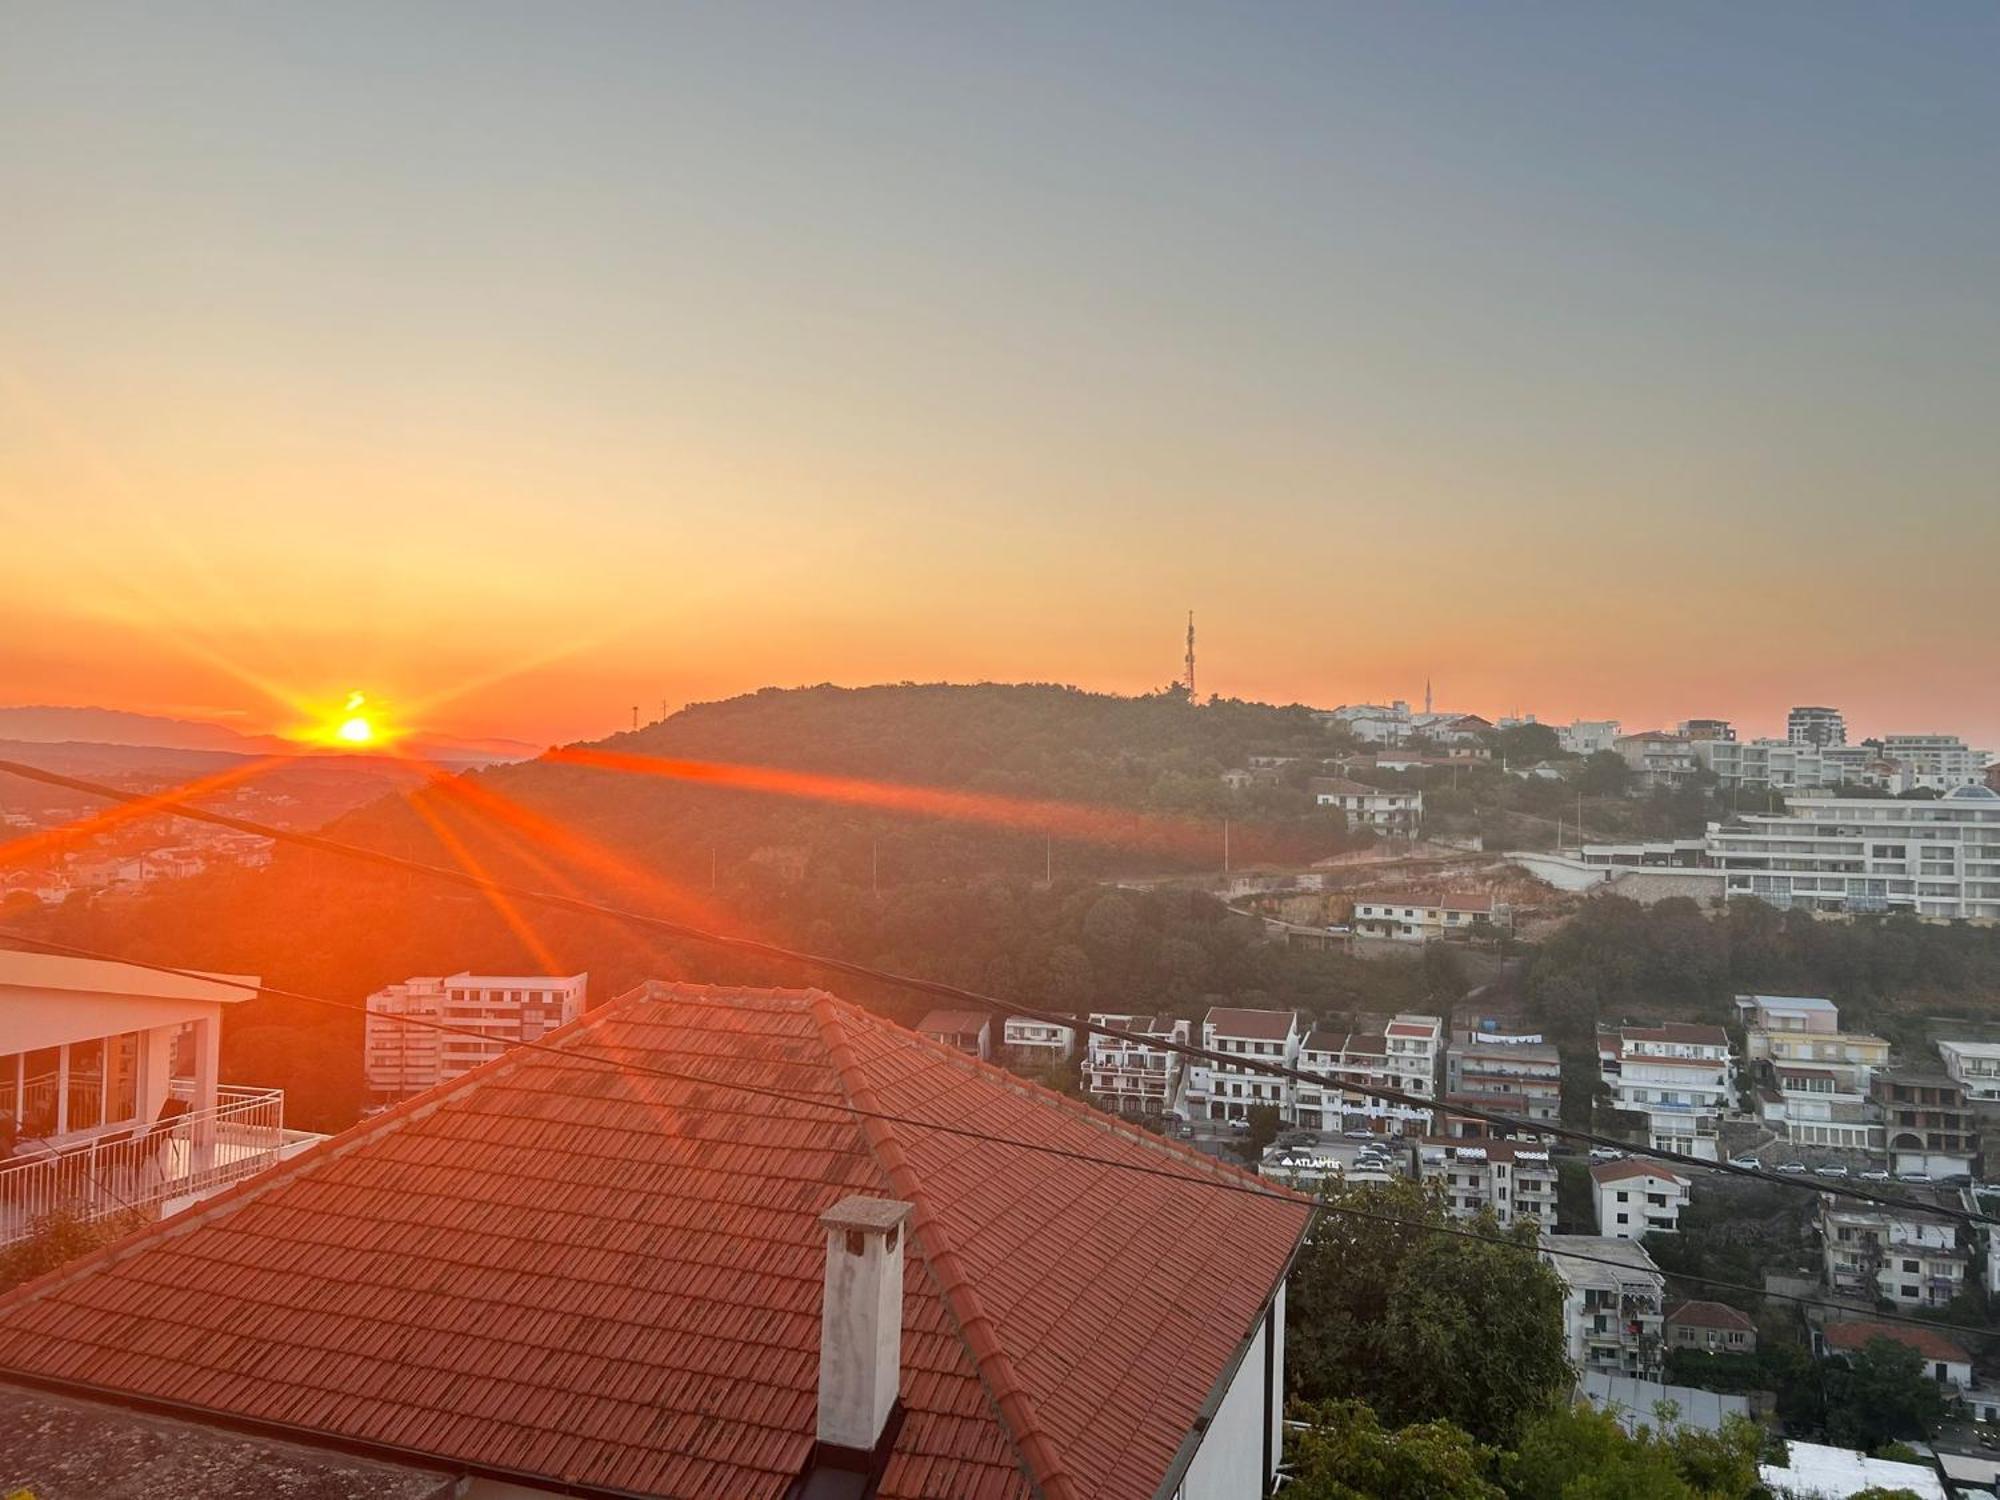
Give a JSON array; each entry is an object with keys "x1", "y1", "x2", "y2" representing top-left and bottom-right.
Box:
[
  {"x1": 1184, "y1": 611, "x2": 1197, "y2": 700},
  {"x1": 1424, "y1": 678, "x2": 1433, "y2": 716}
]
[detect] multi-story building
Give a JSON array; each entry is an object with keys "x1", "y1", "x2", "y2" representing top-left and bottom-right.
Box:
[
  {"x1": 1293, "y1": 1014, "x2": 1442, "y2": 1134},
  {"x1": 1187, "y1": 1007, "x2": 1301, "y2": 1123},
  {"x1": 1310, "y1": 777, "x2": 1423, "y2": 836},
  {"x1": 1879, "y1": 735, "x2": 1992, "y2": 792},
  {"x1": 1872, "y1": 1071, "x2": 1980, "y2": 1179},
  {"x1": 1820, "y1": 1202, "x2": 1967, "y2": 1310},
  {"x1": 1697, "y1": 737, "x2": 1845, "y2": 792},
  {"x1": 1677, "y1": 719, "x2": 1735, "y2": 743},
  {"x1": 1602, "y1": 1023, "x2": 1733, "y2": 1162},
  {"x1": 1734, "y1": 994, "x2": 1886, "y2": 1150},
  {"x1": 1443, "y1": 1031, "x2": 1563, "y2": 1128},
  {"x1": 999, "y1": 1014, "x2": 1075, "y2": 1065},
  {"x1": 1736, "y1": 993, "x2": 1840, "y2": 1040},
  {"x1": 1937, "y1": 1039, "x2": 2000, "y2": 1103},
  {"x1": 1763, "y1": 1062, "x2": 1880, "y2": 1151},
  {"x1": 1556, "y1": 720, "x2": 1623, "y2": 756},
  {"x1": 1706, "y1": 785, "x2": 2000, "y2": 920},
  {"x1": 917, "y1": 1008, "x2": 992, "y2": 1061},
  {"x1": 1788, "y1": 705, "x2": 1848, "y2": 747},
  {"x1": 1543, "y1": 1235, "x2": 1667, "y2": 1378},
  {"x1": 1349, "y1": 894, "x2": 1511, "y2": 943},
  {"x1": 1083, "y1": 1012, "x2": 1189, "y2": 1119},
  {"x1": 1591, "y1": 1161, "x2": 1691, "y2": 1239},
  {"x1": 364, "y1": 971, "x2": 588, "y2": 1103},
  {"x1": 1417, "y1": 1138, "x2": 1557, "y2": 1229},
  {"x1": 1615, "y1": 732, "x2": 1699, "y2": 790},
  {"x1": 1665, "y1": 1301, "x2": 1757, "y2": 1356}
]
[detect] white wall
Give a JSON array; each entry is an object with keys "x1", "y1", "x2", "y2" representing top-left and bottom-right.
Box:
[{"x1": 1176, "y1": 1316, "x2": 1271, "y2": 1500}]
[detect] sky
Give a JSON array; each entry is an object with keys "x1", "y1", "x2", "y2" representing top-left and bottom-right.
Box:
[{"x1": 2, "y1": 2, "x2": 1997, "y2": 748}]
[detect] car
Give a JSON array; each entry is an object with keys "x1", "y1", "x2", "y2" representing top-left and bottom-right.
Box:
[
  {"x1": 1775, "y1": 1161, "x2": 1808, "y2": 1173},
  {"x1": 1727, "y1": 1155, "x2": 1761, "y2": 1170},
  {"x1": 1588, "y1": 1146, "x2": 1625, "y2": 1162},
  {"x1": 1344, "y1": 1129, "x2": 1376, "y2": 1141},
  {"x1": 1898, "y1": 1170, "x2": 1934, "y2": 1184},
  {"x1": 1859, "y1": 1168, "x2": 1892, "y2": 1182},
  {"x1": 1227, "y1": 1118, "x2": 1250, "y2": 1133},
  {"x1": 1814, "y1": 1164, "x2": 1850, "y2": 1179}
]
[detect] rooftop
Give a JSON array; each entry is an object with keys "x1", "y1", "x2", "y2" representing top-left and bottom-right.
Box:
[
  {"x1": 1823, "y1": 1320, "x2": 1972, "y2": 1365},
  {"x1": 1666, "y1": 1300, "x2": 1755, "y2": 1333},
  {"x1": 1204, "y1": 1006, "x2": 1299, "y2": 1041},
  {"x1": 913, "y1": 1006, "x2": 990, "y2": 1035},
  {"x1": 0, "y1": 982, "x2": 1311, "y2": 1500},
  {"x1": 1590, "y1": 1160, "x2": 1692, "y2": 1188},
  {"x1": 0, "y1": 946, "x2": 256, "y2": 1006},
  {"x1": 1621, "y1": 1023, "x2": 1729, "y2": 1047},
  {"x1": 1541, "y1": 1235, "x2": 1664, "y2": 1289}
]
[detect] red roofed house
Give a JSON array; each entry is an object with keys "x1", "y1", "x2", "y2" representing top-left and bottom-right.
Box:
[
  {"x1": 1590, "y1": 1159, "x2": 1692, "y2": 1239},
  {"x1": 1191, "y1": 1007, "x2": 1303, "y2": 1124},
  {"x1": 915, "y1": 1006, "x2": 991, "y2": 1062},
  {"x1": 1820, "y1": 1321, "x2": 1974, "y2": 1391},
  {"x1": 1601, "y1": 1023, "x2": 1736, "y2": 1163},
  {"x1": 0, "y1": 983, "x2": 1311, "y2": 1500},
  {"x1": 1665, "y1": 1300, "x2": 1757, "y2": 1355}
]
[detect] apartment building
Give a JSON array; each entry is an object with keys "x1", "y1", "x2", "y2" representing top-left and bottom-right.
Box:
[
  {"x1": 1872, "y1": 1071, "x2": 1980, "y2": 1179},
  {"x1": 1187, "y1": 1006, "x2": 1301, "y2": 1123},
  {"x1": 1789, "y1": 706, "x2": 1848, "y2": 747},
  {"x1": 1443, "y1": 1030, "x2": 1563, "y2": 1128},
  {"x1": 1763, "y1": 1063, "x2": 1880, "y2": 1151},
  {"x1": 1000, "y1": 1014, "x2": 1075, "y2": 1065},
  {"x1": 1707, "y1": 785, "x2": 2000, "y2": 920},
  {"x1": 1697, "y1": 737, "x2": 1849, "y2": 792},
  {"x1": 1544, "y1": 1235, "x2": 1667, "y2": 1378},
  {"x1": 1417, "y1": 1138, "x2": 1556, "y2": 1230},
  {"x1": 1083, "y1": 1012, "x2": 1189, "y2": 1119},
  {"x1": 1665, "y1": 1301, "x2": 1757, "y2": 1356},
  {"x1": 1938, "y1": 1039, "x2": 2000, "y2": 1103},
  {"x1": 1615, "y1": 732, "x2": 1699, "y2": 790},
  {"x1": 364, "y1": 972, "x2": 588, "y2": 1104},
  {"x1": 1736, "y1": 993, "x2": 1840, "y2": 1040},
  {"x1": 1293, "y1": 1014, "x2": 1441, "y2": 1134},
  {"x1": 1821, "y1": 1201, "x2": 1967, "y2": 1310},
  {"x1": 1602, "y1": 1023, "x2": 1733, "y2": 1162},
  {"x1": 1591, "y1": 1161, "x2": 1691, "y2": 1239},
  {"x1": 1880, "y1": 735, "x2": 1992, "y2": 792},
  {"x1": 1677, "y1": 719, "x2": 1736, "y2": 743},
  {"x1": 1349, "y1": 894, "x2": 1510, "y2": 943},
  {"x1": 1556, "y1": 719, "x2": 1622, "y2": 756},
  {"x1": 1309, "y1": 777, "x2": 1423, "y2": 836}
]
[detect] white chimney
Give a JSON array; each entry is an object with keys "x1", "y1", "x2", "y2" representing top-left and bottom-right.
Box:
[{"x1": 816, "y1": 1195, "x2": 912, "y2": 1452}]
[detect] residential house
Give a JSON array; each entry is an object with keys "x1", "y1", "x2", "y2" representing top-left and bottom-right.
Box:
[
  {"x1": 364, "y1": 972, "x2": 588, "y2": 1104},
  {"x1": 1665, "y1": 1301, "x2": 1757, "y2": 1356},
  {"x1": 1189, "y1": 1008, "x2": 1301, "y2": 1124},
  {"x1": 1601, "y1": 1023, "x2": 1734, "y2": 1162},
  {"x1": 1937, "y1": 1039, "x2": 2000, "y2": 1104},
  {"x1": 0, "y1": 948, "x2": 318, "y2": 1252},
  {"x1": 1615, "y1": 732, "x2": 1700, "y2": 790},
  {"x1": 1820, "y1": 1201, "x2": 1967, "y2": 1310},
  {"x1": 1417, "y1": 1138, "x2": 1556, "y2": 1229},
  {"x1": 1543, "y1": 1235, "x2": 1667, "y2": 1378},
  {"x1": 1737, "y1": 998, "x2": 1889, "y2": 1151},
  {"x1": 1293, "y1": 1014, "x2": 1440, "y2": 1135},
  {"x1": 1591, "y1": 1160, "x2": 1691, "y2": 1239},
  {"x1": 916, "y1": 1007, "x2": 993, "y2": 1061},
  {"x1": 1556, "y1": 720, "x2": 1623, "y2": 756},
  {"x1": 1349, "y1": 894, "x2": 1510, "y2": 944},
  {"x1": 1872, "y1": 1070, "x2": 1980, "y2": 1179},
  {"x1": 0, "y1": 982, "x2": 1314, "y2": 1500},
  {"x1": 1000, "y1": 1014, "x2": 1075, "y2": 1066},
  {"x1": 1309, "y1": 777, "x2": 1423, "y2": 836},
  {"x1": 1443, "y1": 1030, "x2": 1562, "y2": 1131},
  {"x1": 1083, "y1": 1012, "x2": 1189, "y2": 1119},
  {"x1": 1820, "y1": 1321, "x2": 1974, "y2": 1392}
]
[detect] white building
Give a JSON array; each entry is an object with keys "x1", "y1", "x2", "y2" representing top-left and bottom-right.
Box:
[
  {"x1": 1735, "y1": 992, "x2": 1840, "y2": 1038},
  {"x1": 1293, "y1": 1015, "x2": 1441, "y2": 1134},
  {"x1": 1543, "y1": 1235, "x2": 1666, "y2": 1378},
  {"x1": 1418, "y1": 1138, "x2": 1556, "y2": 1229},
  {"x1": 1083, "y1": 1012, "x2": 1189, "y2": 1119},
  {"x1": 1788, "y1": 705, "x2": 1848, "y2": 747},
  {"x1": 1737, "y1": 995, "x2": 1887, "y2": 1150},
  {"x1": 1696, "y1": 737, "x2": 1849, "y2": 792},
  {"x1": 365, "y1": 972, "x2": 588, "y2": 1104},
  {"x1": 1443, "y1": 1030, "x2": 1563, "y2": 1129},
  {"x1": 0, "y1": 948, "x2": 315, "y2": 1250},
  {"x1": 1556, "y1": 719, "x2": 1623, "y2": 756},
  {"x1": 1614, "y1": 732, "x2": 1699, "y2": 790},
  {"x1": 1591, "y1": 1160, "x2": 1691, "y2": 1239},
  {"x1": 1820, "y1": 1202, "x2": 1968, "y2": 1310},
  {"x1": 1879, "y1": 734, "x2": 1991, "y2": 792},
  {"x1": 1602, "y1": 1023, "x2": 1733, "y2": 1162},
  {"x1": 1937, "y1": 1039, "x2": 2000, "y2": 1103},
  {"x1": 1760, "y1": 1440, "x2": 1947, "y2": 1500},
  {"x1": 1820, "y1": 1320, "x2": 1974, "y2": 1392},
  {"x1": 1349, "y1": 894, "x2": 1510, "y2": 943},
  {"x1": 1189, "y1": 1008, "x2": 1301, "y2": 1123},
  {"x1": 1000, "y1": 1014, "x2": 1075, "y2": 1064},
  {"x1": 1309, "y1": 778, "x2": 1423, "y2": 836},
  {"x1": 1325, "y1": 701, "x2": 1413, "y2": 744},
  {"x1": 1707, "y1": 785, "x2": 2000, "y2": 920}
]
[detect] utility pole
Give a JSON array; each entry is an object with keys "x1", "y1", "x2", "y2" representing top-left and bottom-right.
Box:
[
  {"x1": 1223, "y1": 818, "x2": 1231, "y2": 874},
  {"x1": 1184, "y1": 610, "x2": 1196, "y2": 700},
  {"x1": 630, "y1": 705, "x2": 639, "y2": 732}
]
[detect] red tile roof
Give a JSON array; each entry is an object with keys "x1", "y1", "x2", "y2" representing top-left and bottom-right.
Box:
[
  {"x1": 1203, "y1": 1006, "x2": 1298, "y2": 1041},
  {"x1": 0, "y1": 984, "x2": 1310, "y2": 1500},
  {"x1": 1822, "y1": 1320, "x2": 1971, "y2": 1366},
  {"x1": 1590, "y1": 1160, "x2": 1692, "y2": 1187},
  {"x1": 1666, "y1": 1300, "x2": 1755, "y2": 1333},
  {"x1": 1621, "y1": 1023, "x2": 1729, "y2": 1047},
  {"x1": 915, "y1": 1007, "x2": 990, "y2": 1036}
]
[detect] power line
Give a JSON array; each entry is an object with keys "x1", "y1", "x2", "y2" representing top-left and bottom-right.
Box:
[
  {"x1": 0, "y1": 755, "x2": 1991, "y2": 1230},
  {"x1": 0, "y1": 929, "x2": 1989, "y2": 1344}
]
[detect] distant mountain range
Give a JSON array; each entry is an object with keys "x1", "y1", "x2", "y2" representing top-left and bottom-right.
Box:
[{"x1": 0, "y1": 706, "x2": 542, "y2": 767}]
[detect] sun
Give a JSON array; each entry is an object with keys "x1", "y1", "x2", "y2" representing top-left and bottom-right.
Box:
[{"x1": 335, "y1": 715, "x2": 375, "y2": 745}]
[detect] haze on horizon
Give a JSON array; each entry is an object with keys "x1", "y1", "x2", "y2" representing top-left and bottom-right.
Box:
[{"x1": 3, "y1": 3, "x2": 1997, "y2": 748}]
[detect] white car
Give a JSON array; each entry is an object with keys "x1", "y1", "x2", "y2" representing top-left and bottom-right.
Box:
[
  {"x1": 1588, "y1": 1146, "x2": 1625, "y2": 1162},
  {"x1": 1814, "y1": 1164, "x2": 1850, "y2": 1179},
  {"x1": 1859, "y1": 1169, "x2": 1892, "y2": 1182},
  {"x1": 1775, "y1": 1161, "x2": 1808, "y2": 1174},
  {"x1": 1727, "y1": 1155, "x2": 1761, "y2": 1170},
  {"x1": 1899, "y1": 1170, "x2": 1934, "y2": 1184}
]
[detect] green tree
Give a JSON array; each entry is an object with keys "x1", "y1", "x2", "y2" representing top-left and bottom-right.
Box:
[
  {"x1": 0, "y1": 1207, "x2": 153, "y2": 1293},
  {"x1": 1502, "y1": 1403, "x2": 1765, "y2": 1500},
  {"x1": 1287, "y1": 1400, "x2": 1502, "y2": 1499},
  {"x1": 1243, "y1": 1103, "x2": 1282, "y2": 1157},
  {"x1": 1823, "y1": 1337, "x2": 1947, "y2": 1450},
  {"x1": 1576, "y1": 751, "x2": 1633, "y2": 799},
  {"x1": 1287, "y1": 1180, "x2": 1568, "y2": 1447}
]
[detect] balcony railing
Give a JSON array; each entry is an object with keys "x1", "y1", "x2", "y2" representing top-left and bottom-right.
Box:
[{"x1": 0, "y1": 1084, "x2": 287, "y2": 1250}]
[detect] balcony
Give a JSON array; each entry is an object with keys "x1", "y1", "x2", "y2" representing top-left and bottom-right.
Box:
[{"x1": 0, "y1": 1084, "x2": 306, "y2": 1250}]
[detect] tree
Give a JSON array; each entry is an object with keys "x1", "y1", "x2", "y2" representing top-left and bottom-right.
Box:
[
  {"x1": 1243, "y1": 1103, "x2": 1282, "y2": 1157},
  {"x1": 1492, "y1": 723, "x2": 1563, "y2": 766},
  {"x1": 1822, "y1": 1337, "x2": 1947, "y2": 1450},
  {"x1": 1502, "y1": 1402, "x2": 1765, "y2": 1500},
  {"x1": 1576, "y1": 751, "x2": 1633, "y2": 799},
  {"x1": 1287, "y1": 1400, "x2": 1502, "y2": 1499},
  {"x1": 1287, "y1": 1180, "x2": 1569, "y2": 1447},
  {"x1": 0, "y1": 1207, "x2": 152, "y2": 1294}
]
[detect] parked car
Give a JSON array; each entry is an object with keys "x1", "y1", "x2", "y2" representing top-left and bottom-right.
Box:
[
  {"x1": 1859, "y1": 1168, "x2": 1892, "y2": 1181},
  {"x1": 1776, "y1": 1161, "x2": 1808, "y2": 1173},
  {"x1": 1899, "y1": 1170, "x2": 1934, "y2": 1184},
  {"x1": 1227, "y1": 1118, "x2": 1250, "y2": 1133},
  {"x1": 1588, "y1": 1146, "x2": 1625, "y2": 1162},
  {"x1": 1344, "y1": 1129, "x2": 1376, "y2": 1141},
  {"x1": 1727, "y1": 1155, "x2": 1761, "y2": 1170},
  {"x1": 1815, "y1": 1164, "x2": 1850, "y2": 1179}
]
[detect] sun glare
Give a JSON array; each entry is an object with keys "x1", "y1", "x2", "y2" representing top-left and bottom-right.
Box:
[{"x1": 336, "y1": 716, "x2": 375, "y2": 745}]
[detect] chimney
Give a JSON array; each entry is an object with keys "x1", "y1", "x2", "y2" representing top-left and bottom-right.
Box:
[{"x1": 817, "y1": 1195, "x2": 913, "y2": 1452}]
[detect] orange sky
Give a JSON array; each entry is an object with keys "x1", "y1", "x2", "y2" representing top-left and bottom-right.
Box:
[{"x1": 3, "y1": 6, "x2": 1996, "y2": 749}]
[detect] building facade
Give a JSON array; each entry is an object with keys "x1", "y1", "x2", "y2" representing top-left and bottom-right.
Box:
[
  {"x1": 1188, "y1": 1007, "x2": 1301, "y2": 1124},
  {"x1": 1821, "y1": 1203, "x2": 1967, "y2": 1310},
  {"x1": 1591, "y1": 1161, "x2": 1691, "y2": 1239},
  {"x1": 1292, "y1": 1014, "x2": 1441, "y2": 1134},
  {"x1": 1937, "y1": 1039, "x2": 2000, "y2": 1103},
  {"x1": 1602, "y1": 1023, "x2": 1733, "y2": 1162},
  {"x1": 1310, "y1": 778, "x2": 1423, "y2": 836},
  {"x1": 1443, "y1": 1031, "x2": 1563, "y2": 1129},
  {"x1": 1418, "y1": 1138, "x2": 1556, "y2": 1229},
  {"x1": 365, "y1": 972, "x2": 588, "y2": 1104},
  {"x1": 1544, "y1": 1235, "x2": 1667, "y2": 1378},
  {"x1": 1350, "y1": 895, "x2": 1509, "y2": 943},
  {"x1": 1788, "y1": 706, "x2": 1848, "y2": 747},
  {"x1": 1872, "y1": 1071, "x2": 1979, "y2": 1179},
  {"x1": 1083, "y1": 1013, "x2": 1189, "y2": 1119},
  {"x1": 1665, "y1": 1301, "x2": 1757, "y2": 1355},
  {"x1": 1000, "y1": 1015, "x2": 1075, "y2": 1065}
]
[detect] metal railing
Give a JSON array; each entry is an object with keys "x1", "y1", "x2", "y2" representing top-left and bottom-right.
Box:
[{"x1": 0, "y1": 1084, "x2": 286, "y2": 1250}]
